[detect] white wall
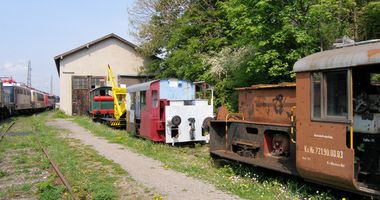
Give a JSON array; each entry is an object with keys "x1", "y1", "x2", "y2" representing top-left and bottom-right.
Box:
[{"x1": 59, "y1": 38, "x2": 150, "y2": 115}]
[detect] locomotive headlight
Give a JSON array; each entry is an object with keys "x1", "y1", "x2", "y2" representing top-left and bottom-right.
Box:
[{"x1": 171, "y1": 115, "x2": 182, "y2": 126}]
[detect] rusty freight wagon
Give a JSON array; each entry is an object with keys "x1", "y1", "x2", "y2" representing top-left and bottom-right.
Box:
[{"x1": 209, "y1": 40, "x2": 380, "y2": 196}]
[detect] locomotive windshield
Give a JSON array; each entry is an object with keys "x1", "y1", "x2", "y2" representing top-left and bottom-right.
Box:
[{"x1": 3, "y1": 86, "x2": 14, "y2": 103}]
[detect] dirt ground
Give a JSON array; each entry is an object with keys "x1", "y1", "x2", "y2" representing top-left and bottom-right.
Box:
[{"x1": 47, "y1": 119, "x2": 240, "y2": 200}]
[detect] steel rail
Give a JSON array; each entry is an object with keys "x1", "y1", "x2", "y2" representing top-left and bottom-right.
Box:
[
  {"x1": 37, "y1": 139, "x2": 79, "y2": 200},
  {"x1": 0, "y1": 120, "x2": 78, "y2": 199},
  {"x1": 0, "y1": 121, "x2": 15, "y2": 142}
]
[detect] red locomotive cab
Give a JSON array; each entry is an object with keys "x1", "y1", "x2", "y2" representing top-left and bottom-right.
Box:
[{"x1": 127, "y1": 79, "x2": 214, "y2": 144}]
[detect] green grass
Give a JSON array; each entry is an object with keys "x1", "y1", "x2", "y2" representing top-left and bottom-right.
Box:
[
  {"x1": 0, "y1": 117, "x2": 49, "y2": 199},
  {"x1": 37, "y1": 178, "x2": 66, "y2": 200},
  {"x1": 71, "y1": 113, "x2": 369, "y2": 200},
  {"x1": 51, "y1": 109, "x2": 69, "y2": 119},
  {"x1": 0, "y1": 111, "x2": 154, "y2": 199},
  {"x1": 0, "y1": 183, "x2": 35, "y2": 199}
]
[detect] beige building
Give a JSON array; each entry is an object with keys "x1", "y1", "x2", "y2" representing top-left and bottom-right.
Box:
[{"x1": 54, "y1": 33, "x2": 152, "y2": 116}]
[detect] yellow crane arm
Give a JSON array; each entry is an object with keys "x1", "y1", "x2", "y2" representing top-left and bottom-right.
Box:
[{"x1": 107, "y1": 65, "x2": 126, "y2": 120}]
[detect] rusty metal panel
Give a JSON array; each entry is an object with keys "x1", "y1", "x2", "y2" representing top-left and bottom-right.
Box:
[
  {"x1": 209, "y1": 121, "x2": 298, "y2": 175},
  {"x1": 295, "y1": 72, "x2": 356, "y2": 191},
  {"x1": 294, "y1": 41, "x2": 380, "y2": 72},
  {"x1": 238, "y1": 83, "x2": 296, "y2": 125}
]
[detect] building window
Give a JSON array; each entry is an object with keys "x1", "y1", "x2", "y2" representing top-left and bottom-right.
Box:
[
  {"x1": 91, "y1": 77, "x2": 106, "y2": 89},
  {"x1": 73, "y1": 77, "x2": 88, "y2": 89},
  {"x1": 152, "y1": 90, "x2": 158, "y2": 108},
  {"x1": 311, "y1": 70, "x2": 350, "y2": 121}
]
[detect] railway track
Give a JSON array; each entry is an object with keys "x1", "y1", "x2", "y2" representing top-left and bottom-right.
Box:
[
  {"x1": 0, "y1": 120, "x2": 79, "y2": 200},
  {"x1": 36, "y1": 138, "x2": 79, "y2": 200},
  {"x1": 0, "y1": 121, "x2": 15, "y2": 142}
]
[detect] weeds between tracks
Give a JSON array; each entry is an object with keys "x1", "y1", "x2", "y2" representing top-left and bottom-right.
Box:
[
  {"x1": 0, "y1": 121, "x2": 15, "y2": 141},
  {"x1": 0, "y1": 112, "x2": 155, "y2": 199}
]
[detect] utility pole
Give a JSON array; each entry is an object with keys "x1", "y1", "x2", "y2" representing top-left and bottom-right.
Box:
[{"x1": 27, "y1": 60, "x2": 31, "y2": 86}]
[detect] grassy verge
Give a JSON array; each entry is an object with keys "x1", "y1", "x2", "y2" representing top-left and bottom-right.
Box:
[
  {"x1": 71, "y1": 114, "x2": 367, "y2": 200},
  {"x1": 0, "y1": 117, "x2": 51, "y2": 199},
  {"x1": 51, "y1": 110, "x2": 69, "y2": 119},
  {"x1": 0, "y1": 112, "x2": 155, "y2": 199}
]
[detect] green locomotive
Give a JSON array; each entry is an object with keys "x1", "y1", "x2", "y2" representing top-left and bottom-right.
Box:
[{"x1": 89, "y1": 86, "x2": 114, "y2": 121}]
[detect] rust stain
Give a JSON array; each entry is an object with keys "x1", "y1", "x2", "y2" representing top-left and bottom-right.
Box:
[
  {"x1": 238, "y1": 84, "x2": 296, "y2": 125},
  {"x1": 216, "y1": 105, "x2": 229, "y2": 120},
  {"x1": 368, "y1": 49, "x2": 380, "y2": 58},
  {"x1": 236, "y1": 82, "x2": 296, "y2": 91}
]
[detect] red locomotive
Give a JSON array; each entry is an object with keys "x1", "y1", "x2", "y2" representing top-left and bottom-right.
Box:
[{"x1": 126, "y1": 79, "x2": 214, "y2": 144}]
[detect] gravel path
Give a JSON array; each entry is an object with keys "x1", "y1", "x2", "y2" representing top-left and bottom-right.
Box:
[{"x1": 47, "y1": 119, "x2": 240, "y2": 200}]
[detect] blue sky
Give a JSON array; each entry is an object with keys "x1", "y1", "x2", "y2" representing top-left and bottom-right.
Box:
[{"x1": 0, "y1": 0, "x2": 136, "y2": 95}]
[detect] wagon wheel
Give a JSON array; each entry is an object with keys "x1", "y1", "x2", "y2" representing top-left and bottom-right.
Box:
[
  {"x1": 202, "y1": 117, "x2": 213, "y2": 133},
  {"x1": 271, "y1": 134, "x2": 290, "y2": 157},
  {"x1": 171, "y1": 115, "x2": 182, "y2": 126}
]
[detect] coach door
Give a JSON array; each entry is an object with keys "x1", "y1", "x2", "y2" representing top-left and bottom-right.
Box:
[{"x1": 296, "y1": 70, "x2": 355, "y2": 191}]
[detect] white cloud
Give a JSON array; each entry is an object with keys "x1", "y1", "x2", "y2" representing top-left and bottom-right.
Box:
[
  {"x1": 1, "y1": 61, "x2": 27, "y2": 72},
  {"x1": 0, "y1": 61, "x2": 28, "y2": 83}
]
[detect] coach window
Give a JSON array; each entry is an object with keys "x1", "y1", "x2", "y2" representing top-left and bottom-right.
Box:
[
  {"x1": 140, "y1": 91, "x2": 146, "y2": 111},
  {"x1": 311, "y1": 70, "x2": 350, "y2": 121},
  {"x1": 152, "y1": 90, "x2": 158, "y2": 108},
  {"x1": 3, "y1": 87, "x2": 13, "y2": 103},
  {"x1": 325, "y1": 71, "x2": 348, "y2": 118},
  {"x1": 312, "y1": 72, "x2": 322, "y2": 119},
  {"x1": 130, "y1": 93, "x2": 136, "y2": 110}
]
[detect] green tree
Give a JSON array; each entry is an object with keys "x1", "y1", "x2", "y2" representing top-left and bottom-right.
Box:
[
  {"x1": 359, "y1": 1, "x2": 380, "y2": 40},
  {"x1": 129, "y1": 0, "x2": 378, "y2": 110}
]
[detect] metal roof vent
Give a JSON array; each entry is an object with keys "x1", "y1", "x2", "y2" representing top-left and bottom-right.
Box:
[{"x1": 333, "y1": 36, "x2": 380, "y2": 49}]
